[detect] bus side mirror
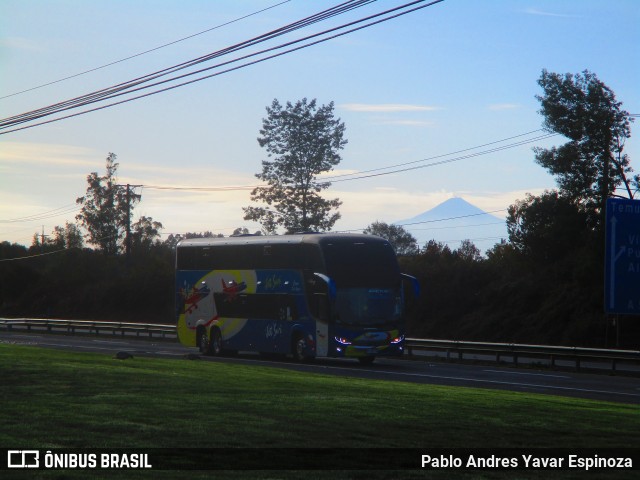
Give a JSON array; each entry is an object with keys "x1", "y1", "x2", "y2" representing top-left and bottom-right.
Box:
[
  {"x1": 401, "y1": 274, "x2": 420, "y2": 309},
  {"x1": 312, "y1": 273, "x2": 337, "y2": 302}
]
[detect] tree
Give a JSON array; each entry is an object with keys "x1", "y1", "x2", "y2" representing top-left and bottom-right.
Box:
[
  {"x1": 131, "y1": 216, "x2": 163, "y2": 252},
  {"x1": 363, "y1": 221, "x2": 418, "y2": 256},
  {"x1": 76, "y1": 153, "x2": 134, "y2": 254},
  {"x1": 454, "y1": 239, "x2": 482, "y2": 262},
  {"x1": 534, "y1": 70, "x2": 635, "y2": 226},
  {"x1": 232, "y1": 227, "x2": 262, "y2": 236},
  {"x1": 29, "y1": 222, "x2": 83, "y2": 253},
  {"x1": 76, "y1": 153, "x2": 159, "y2": 256},
  {"x1": 163, "y1": 231, "x2": 224, "y2": 249},
  {"x1": 507, "y1": 190, "x2": 591, "y2": 263},
  {"x1": 243, "y1": 98, "x2": 347, "y2": 234}
]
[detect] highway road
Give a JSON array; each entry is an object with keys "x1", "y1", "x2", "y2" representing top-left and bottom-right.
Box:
[{"x1": 1, "y1": 329, "x2": 638, "y2": 404}]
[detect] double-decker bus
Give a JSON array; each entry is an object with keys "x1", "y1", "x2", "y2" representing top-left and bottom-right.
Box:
[{"x1": 175, "y1": 233, "x2": 418, "y2": 364}]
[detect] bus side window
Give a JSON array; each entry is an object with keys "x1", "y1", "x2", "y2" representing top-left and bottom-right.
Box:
[{"x1": 278, "y1": 295, "x2": 297, "y2": 321}]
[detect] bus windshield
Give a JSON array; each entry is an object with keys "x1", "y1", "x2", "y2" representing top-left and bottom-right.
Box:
[
  {"x1": 322, "y1": 241, "x2": 400, "y2": 288},
  {"x1": 334, "y1": 287, "x2": 402, "y2": 326}
]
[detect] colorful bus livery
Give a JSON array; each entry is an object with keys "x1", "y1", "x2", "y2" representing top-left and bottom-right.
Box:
[{"x1": 175, "y1": 234, "x2": 418, "y2": 364}]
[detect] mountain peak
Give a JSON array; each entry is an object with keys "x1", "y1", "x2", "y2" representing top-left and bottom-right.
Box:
[
  {"x1": 393, "y1": 197, "x2": 507, "y2": 252},
  {"x1": 397, "y1": 197, "x2": 496, "y2": 225}
]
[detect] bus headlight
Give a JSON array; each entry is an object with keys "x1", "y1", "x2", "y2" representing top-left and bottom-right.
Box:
[
  {"x1": 390, "y1": 335, "x2": 404, "y2": 344},
  {"x1": 334, "y1": 336, "x2": 352, "y2": 345}
]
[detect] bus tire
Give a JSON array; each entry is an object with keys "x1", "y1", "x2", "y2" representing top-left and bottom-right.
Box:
[
  {"x1": 198, "y1": 327, "x2": 210, "y2": 355},
  {"x1": 292, "y1": 333, "x2": 308, "y2": 362},
  {"x1": 210, "y1": 328, "x2": 222, "y2": 356}
]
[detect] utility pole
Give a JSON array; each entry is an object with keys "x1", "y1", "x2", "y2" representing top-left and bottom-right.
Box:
[
  {"x1": 118, "y1": 183, "x2": 141, "y2": 263},
  {"x1": 40, "y1": 225, "x2": 48, "y2": 253},
  {"x1": 125, "y1": 184, "x2": 131, "y2": 263}
]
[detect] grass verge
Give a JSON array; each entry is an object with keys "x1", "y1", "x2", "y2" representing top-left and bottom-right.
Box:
[{"x1": 0, "y1": 344, "x2": 637, "y2": 479}]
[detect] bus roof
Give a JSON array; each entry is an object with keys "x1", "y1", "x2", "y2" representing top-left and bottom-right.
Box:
[{"x1": 176, "y1": 233, "x2": 391, "y2": 249}]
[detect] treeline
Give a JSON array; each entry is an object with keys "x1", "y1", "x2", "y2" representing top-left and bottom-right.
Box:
[
  {"x1": 401, "y1": 236, "x2": 639, "y2": 349},
  {"x1": 0, "y1": 242, "x2": 174, "y2": 324},
  {"x1": 1, "y1": 231, "x2": 637, "y2": 348}
]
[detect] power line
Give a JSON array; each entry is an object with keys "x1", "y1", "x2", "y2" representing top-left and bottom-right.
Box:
[
  {"x1": 0, "y1": 247, "x2": 74, "y2": 262},
  {"x1": 142, "y1": 130, "x2": 557, "y2": 192},
  {"x1": 142, "y1": 184, "x2": 258, "y2": 192},
  {"x1": 0, "y1": 0, "x2": 293, "y2": 101},
  {"x1": 0, "y1": 0, "x2": 445, "y2": 134},
  {"x1": 0, "y1": 204, "x2": 80, "y2": 223},
  {"x1": 397, "y1": 209, "x2": 507, "y2": 227},
  {"x1": 2, "y1": 0, "x2": 378, "y2": 128},
  {"x1": 0, "y1": 232, "x2": 117, "y2": 262},
  {"x1": 406, "y1": 221, "x2": 506, "y2": 232},
  {"x1": 327, "y1": 133, "x2": 558, "y2": 183},
  {"x1": 337, "y1": 209, "x2": 508, "y2": 233},
  {"x1": 0, "y1": 0, "x2": 378, "y2": 129},
  {"x1": 324, "y1": 129, "x2": 552, "y2": 180},
  {"x1": 0, "y1": 125, "x2": 552, "y2": 232}
]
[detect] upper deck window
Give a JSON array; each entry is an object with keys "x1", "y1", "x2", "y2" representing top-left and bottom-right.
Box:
[{"x1": 322, "y1": 241, "x2": 400, "y2": 288}]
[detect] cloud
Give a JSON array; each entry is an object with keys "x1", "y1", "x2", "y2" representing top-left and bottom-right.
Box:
[
  {"x1": 488, "y1": 103, "x2": 521, "y2": 111},
  {"x1": 339, "y1": 103, "x2": 442, "y2": 112},
  {"x1": 374, "y1": 119, "x2": 436, "y2": 127},
  {"x1": 0, "y1": 37, "x2": 45, "y2": 52},
  {"x1": 318, "y1": 169, "x2": 360, "y2": 178},
  {"x1": 0, "y1": 142, "x2": 100, "y2": 167},
  {"x1": 523, "y1": 8, "x2": 579, "y2": 18}
]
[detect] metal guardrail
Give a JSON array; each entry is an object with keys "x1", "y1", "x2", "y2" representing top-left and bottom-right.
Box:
[
  {"x1": 405, "y1": 338, "x2": 640, "y2": 374},
  {"x1": 0, "y1": 318, "x2": 176, "y2": 340},
  {"x1": 1, "y1": 318, "x2": 638, "y2": 373}
]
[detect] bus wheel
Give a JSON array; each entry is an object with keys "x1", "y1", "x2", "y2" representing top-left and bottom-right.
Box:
[
  {"x1": 198, "y1": 328, "x2": 210, "y2": 355},
  {"x1": 358, "y1": 356, "x2": 375, "y2": 366},
  {"x1": 292, "y1": 333, "x2": 307, "y2": 362},
  {"x1": 210, "y1": 328, "x2": 222, "y2": 356}
]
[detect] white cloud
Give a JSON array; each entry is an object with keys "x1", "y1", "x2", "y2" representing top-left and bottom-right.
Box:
[
  {"x1": 339, "y1": 103, "x2": 442, "y2": 112},
  {"x1": 523, "y1": 8, "x2": 579, "y2": 18},
  {"x1": 0, "y1": 37, "x2": 45, "y2": 52},
  {"x1": 318, "y1": 168, "x2": 360, "y2": 178},
  {"x1": 0, "y1": 142, "x2": 100, "y2": 167},
  {"x1": 374, "y1": 119, "x2": 436, "y2": 127}
]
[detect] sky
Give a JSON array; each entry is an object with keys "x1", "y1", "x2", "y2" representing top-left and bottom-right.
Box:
[{"x1": 1, "y1": 0, "x2": 639, "y2": 253}]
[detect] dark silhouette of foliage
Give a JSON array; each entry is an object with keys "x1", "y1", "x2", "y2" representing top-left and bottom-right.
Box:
[
  {"x1": 76, "y1": 153, "x2": 134, "y2": 255},
  {"x1": 363, "y1": 221, "x2": 418, "y2": 256},
  {"x1": 244, "y1": 98, "x2": 346, "y2": 234},
  {"x1": 534, "y1": 70, "x2": 635, "y2": 226}
]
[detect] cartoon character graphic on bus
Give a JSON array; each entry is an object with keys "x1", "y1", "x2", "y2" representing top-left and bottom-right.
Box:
[
  {"x1": 181, "y1": 282, "x2": 211, "y2": 314},
  {"x1": 221, "y1": 278, "x2": 247, "y2": 301},
  {"x1": 179, "y1": 281, "x2": 217, "y2": 330},
  {"x1": 177, "y1": 271, "x2": 257, "y2": 337}
]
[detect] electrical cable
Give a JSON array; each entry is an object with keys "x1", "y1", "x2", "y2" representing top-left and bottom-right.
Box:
[
  {"x1": 0, "y1": 1, "x2": 293, "y2": 100},
  {"x1": 0, "y1": 1, "x2": 394, "y2": 129},
  {"x1": 327, "y1": 134, "x2": 557, "y2": 183},
  {"x1": 0, "y1": 125, "x2": 552, "y2": 232},
  {"x1": 323, "y1": 129, "x2": 551, "y2": 180},
  {"x1": 0, "y1": 204, "x2": 81, "y2": 223},
  {"x1": 0, "y1": 0, "x2": 445, "y2": 134},
  {"x1": 0, "y1": 232, "x2": 117, "y2": 262},
  {"x1": 0, "y1": 0, "x2": 377, "y2": 127}
]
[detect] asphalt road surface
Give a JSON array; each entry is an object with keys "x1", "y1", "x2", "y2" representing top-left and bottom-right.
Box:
[{"x1": 2, "y1": 330, "x2": 638, "y2": 404}]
